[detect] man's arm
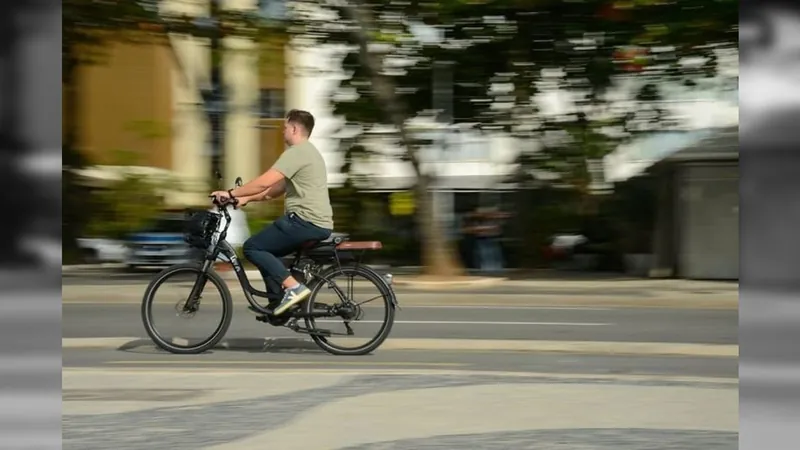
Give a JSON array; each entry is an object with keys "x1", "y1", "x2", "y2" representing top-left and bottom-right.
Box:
[
  {"x1": 216, "y1": 148, "x2": 302, "y2": 200},
  {"x1": 236, "y1": 180, "x2": 287, "y2": 207},
  {"x1": 236, "y1": 191, "x2": 266, "y2": 205},
  {"x1": 262, "y1": 179, "x2": 286, "y2": 200},
  {"x1": 228, "y1": 168, "x2": 286, "y2": 199}
]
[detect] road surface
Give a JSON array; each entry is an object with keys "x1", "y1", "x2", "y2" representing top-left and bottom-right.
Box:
[
  {"x1": 55, "y1": 279, "x2": 747, "y2": 449},
  {"x1": 63, "y1": 302, "x2": 738, "y2": 344}
]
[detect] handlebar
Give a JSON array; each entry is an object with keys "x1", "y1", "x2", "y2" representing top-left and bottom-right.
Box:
[
  {"x1": 205, "y1": 174, "x2": 244, "y2": 243},
  {"x1": 209, "y1": 195, "x2": 239, "y2": 209},
  {"x1": 208, "y1": 195, "x2": 239, "y2": 238}
]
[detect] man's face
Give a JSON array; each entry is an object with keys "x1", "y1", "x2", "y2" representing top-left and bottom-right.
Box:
[
  {"x1": 283, "y1": 120, "x2": 294, "y2": 144},
  {"x1": 283, "y1": 120, "x2": 306, "y2": 144}
]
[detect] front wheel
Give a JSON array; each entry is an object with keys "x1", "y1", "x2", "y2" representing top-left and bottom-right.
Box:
[
  {"x1": 141, "y1": 263, "x2": 233, "y2": 354},
  {"x1": 304, "y1": 264, "x2": 396, "y2": 356}
]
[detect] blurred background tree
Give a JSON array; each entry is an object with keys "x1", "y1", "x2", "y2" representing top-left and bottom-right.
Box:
[
  {"x1": 84, "y1": 174, "x2": 166, "y2": 240},
  {"x1": 62, "y1": 0, "x2": 282, "y2": 255},
  {"x1": 81, "y1": 148, "x2": 171, "y2": 240},
  {"x1": 61, "y1": 0, "x2": 737, "y2": 271},
  {"x1": 291, "y1": 0, "x2": 737, "y2": 273}
]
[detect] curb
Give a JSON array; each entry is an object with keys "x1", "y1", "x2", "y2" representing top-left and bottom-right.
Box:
[
  {"x1": 61, "y1": 337, "x2": 738, "y2": 358},
  {"x1": 62, "y1": 263, "x2": 126, "y2": 273},
  {"x1": 62, "y1": 267, "x2": 738, "y2": 293},
  {"x1": 61, "y1": 288, "x2": 739, "y2": 310},
  {"x1": 392, "y1": 277, "x2": 506, "y2": 289},
  {"x1": 62, "y1": 367, "x2": 739, "y2": 385},
  {"x1": 217, "y1": 271, "x2": 506, "y2": 289},
  {"x1": 194, "y1": 270, "x2": 507, "y2": 290}
]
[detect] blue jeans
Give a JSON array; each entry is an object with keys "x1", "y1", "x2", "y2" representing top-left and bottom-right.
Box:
[{"x1": 243, "y1": 213, "x2": 332, "y2": 295}]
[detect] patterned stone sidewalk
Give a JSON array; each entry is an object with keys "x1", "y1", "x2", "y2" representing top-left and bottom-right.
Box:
[{"x1": 63, "y1": 369, "x2": 738, "y2": 450}]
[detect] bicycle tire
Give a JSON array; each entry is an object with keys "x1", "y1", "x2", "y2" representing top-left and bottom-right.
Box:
[
  {"x1": 141, "y1": 263, "x2": 233, "y2": 354},
  {"x1": 304, "y1": 264, "x2": 396, "y2": 356}
]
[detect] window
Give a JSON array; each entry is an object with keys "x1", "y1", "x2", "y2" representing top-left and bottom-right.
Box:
[
  {"x1": 260, "y1": 89, "x2": 285, "y2": 118},
  {"x1": 258, "y1": 0, "x2": 287, "y2": 21}
]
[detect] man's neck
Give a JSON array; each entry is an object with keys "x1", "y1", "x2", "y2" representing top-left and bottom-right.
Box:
[{"x1": 289, "y1": 137, "x2": 309, "y2": 147}]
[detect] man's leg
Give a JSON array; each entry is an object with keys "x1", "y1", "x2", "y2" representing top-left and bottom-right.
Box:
[
  {"x1": 243, "y1": 214, "x2": 331, "y2": 314},
  {"x1": 243, "y1": 216, "x2": 297, "y2": 298}
]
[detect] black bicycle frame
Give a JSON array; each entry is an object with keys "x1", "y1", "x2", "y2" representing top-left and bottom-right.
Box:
[
  {"x1": 204, "y1": 237, "x2": 352, "y2": 317},
  {"x1": 195, "y1": 203, "x2": 397, "y2": 317}
]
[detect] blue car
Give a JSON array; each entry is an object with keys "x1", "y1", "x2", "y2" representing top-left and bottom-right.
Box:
[{"x1": 124, "y1": 211, "x2": 200, "y2": 270}]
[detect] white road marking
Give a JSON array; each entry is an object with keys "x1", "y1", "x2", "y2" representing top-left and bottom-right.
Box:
[
  {"x1": 315, "y1": 320, "x2": 611, "y2": 326},
  {"x1": 400, "y1": 305, "x2": 613, "y2": 311},
  {"x1": 61, "y1": 301, "x2": 615, "y2": 311},
  {"x1": 60, "y1": 337, "x2": 738, "y2": 357}
]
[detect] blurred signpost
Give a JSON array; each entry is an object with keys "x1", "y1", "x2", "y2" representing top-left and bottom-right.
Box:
[
  {"x1": 432, "y1": 60, "x2": 456, "y2": 231},
  {"x1": 389, "y1": 191, "x2": 415, "y2": 216},
  {"x1": 195, "y1": 1, "x2": 226, "y2": 181}
]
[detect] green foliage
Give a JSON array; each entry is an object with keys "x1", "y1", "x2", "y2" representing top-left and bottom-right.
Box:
[
  {"x1": 292, "y1": 0, "x2": 737, "y2": 189},
  {"x1": 61, "y1": 0, "x2": 289, "y2": 255},
  {"x1": 62, "y1": 161, "x2": 92, "y2": 259},
  {"x1": 329, "y1": 186, "x2": 362, "y2": 234},
  {"x1": 506, "y1": 187, "x2": 584, "y2": 266},
  {"x1": 84, "y1": 174, "x2": 166, "y2": 240},
  {"x1": 288, "y1": 0, "x2": 737, "y2": 271},
  {"x1": 244, "y1": 201, "x2": 284, "y2": 235},
  {"x1": 603, "y1": 174, "x2": 658, "y2": 253}
]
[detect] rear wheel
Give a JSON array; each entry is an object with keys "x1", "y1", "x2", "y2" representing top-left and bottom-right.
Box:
[
  {"x1": 304, "y1": 264, "x2": 396, "y2": 356},
  {"x1": 141, "y1": 263, "x2": 233, "y2": 354}
]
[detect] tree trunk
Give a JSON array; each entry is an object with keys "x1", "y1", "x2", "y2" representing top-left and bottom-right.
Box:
[
  {"x1": 63, "y1": 55, "x2": 80, "y2": 162},
  {"x1": 343, "y1": 2, "x2": 465, "y2": 276},
  {"x1": 414, "y1": 174, "x2": 464, "y2": 275},
  {"x1": 62, "y1": 49, "x2": 93, "y2": 260}
]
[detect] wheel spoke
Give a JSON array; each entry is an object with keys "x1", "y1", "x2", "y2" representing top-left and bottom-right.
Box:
[
  {"x1": 347, "y1": 273, "x2": 354, "y2": 304},
  {"x1": 355, "y1": 294, "x2": 384, "y2": 307},
  {"x1": 142, "y1": 264, "x2": 231, "y2": 354},
  {"x1": 304, "y1": 266, "x2": 395, "y2": 355},
  {"x1": 322, "y1": 278, "x2": 349, "y2": 303}
]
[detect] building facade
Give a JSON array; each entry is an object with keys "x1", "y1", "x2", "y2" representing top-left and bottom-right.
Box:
[
  {"x1": 71, "y1": 0, "x2": 288, "y2": 206},
  {"x1": 626, "y1": 128, "x2": 739, "y2": 280}
]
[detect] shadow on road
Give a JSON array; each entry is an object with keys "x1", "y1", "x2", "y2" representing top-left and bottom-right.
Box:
[{"x1": 116, "y1": 337, "x2": 329, "y2": 355}]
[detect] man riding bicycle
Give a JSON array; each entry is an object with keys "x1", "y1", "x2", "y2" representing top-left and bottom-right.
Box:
[{"x1": 211, "y1": 109, "x2": 333, "y2": 315}]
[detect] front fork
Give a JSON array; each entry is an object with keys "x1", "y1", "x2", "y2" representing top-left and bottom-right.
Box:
[{"x1": 185, "y1": 259, "x2": 213, "y2": 311}]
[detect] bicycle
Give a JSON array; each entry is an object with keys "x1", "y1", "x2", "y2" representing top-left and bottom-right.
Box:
[{"x1": 140, "y1": 178, "x2": 398, "y2": 356}]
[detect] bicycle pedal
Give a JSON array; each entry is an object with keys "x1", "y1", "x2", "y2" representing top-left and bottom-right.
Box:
[{"x1": 256, "y1": 315, "x2": 269, "y2": 323}]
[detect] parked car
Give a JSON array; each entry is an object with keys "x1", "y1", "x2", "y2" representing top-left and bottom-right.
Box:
[
  {"x1": 125, "y1": 211, "x2": 197, "y2": 269},
  {"x1": 545, "y1": 234, "x2": 588, "y2": 261},
  {"x1": 125, "y1": 207, "x2": 251, "y2": 270},
  {"x1": 76, "y1": 238, "x2": 129, "y2": 264}
]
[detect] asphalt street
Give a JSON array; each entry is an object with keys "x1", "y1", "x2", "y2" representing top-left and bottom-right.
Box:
[
  {"x1": 61, "y1": 346, "x2": 739, "y2": 379},
  {"x1": 56, "y1": 275, "x2": 746, "y2": 449},
  {"x1": 61, "y1": 271, "x2": 669, "y2": 297},
  {"x1": 62, "y1": 302, "x2": 738, "y2": 344}
]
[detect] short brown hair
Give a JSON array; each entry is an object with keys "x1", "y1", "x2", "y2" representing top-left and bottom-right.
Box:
[{"x1": 286, "y1": 109, "x2": 315, "y2": 136}]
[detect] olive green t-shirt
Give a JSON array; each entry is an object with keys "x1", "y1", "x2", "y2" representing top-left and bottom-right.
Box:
[{"x1": 272, "y1": 140, "x2": 334, "y2": 230}]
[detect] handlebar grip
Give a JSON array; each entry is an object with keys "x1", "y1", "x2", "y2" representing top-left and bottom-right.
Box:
[{"x1": 209, "y1": 194, "x2": 239, "y2": 207}]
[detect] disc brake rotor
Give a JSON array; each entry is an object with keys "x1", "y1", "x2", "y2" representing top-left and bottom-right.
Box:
[{"x1": 174, "y1": 298, "x2": 198, "y2": 319}]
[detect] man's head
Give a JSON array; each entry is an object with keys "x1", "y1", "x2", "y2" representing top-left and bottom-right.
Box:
[{"x1": 283, "y1": 109, "x2": 315, "y2": 146}]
